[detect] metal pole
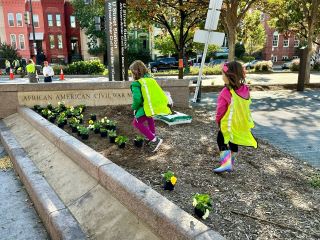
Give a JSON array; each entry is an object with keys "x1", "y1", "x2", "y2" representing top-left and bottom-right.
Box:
[{"x1": 29, "y1": 0, "x2": 36, "y2": 56}]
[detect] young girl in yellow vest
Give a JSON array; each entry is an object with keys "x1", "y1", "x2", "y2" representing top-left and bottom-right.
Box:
[
  {"x1": 129, "y1": 60, "x2": 171, "y2": 152},
  {"x1": 214, "y1": 61, "x2": 257, "y2": 173}
]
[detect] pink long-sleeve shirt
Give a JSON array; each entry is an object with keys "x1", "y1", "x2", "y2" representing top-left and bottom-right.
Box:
[{"x1": 215, "y1": 85, "x2": 250, "y2": 124}]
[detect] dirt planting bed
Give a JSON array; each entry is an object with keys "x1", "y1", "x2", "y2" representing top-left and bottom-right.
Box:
[{"x1": 61, "y1": 105, "x2": 319, "y2": 240}]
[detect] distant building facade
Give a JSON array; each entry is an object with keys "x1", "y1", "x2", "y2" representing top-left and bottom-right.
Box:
[
  {"x1": 0, "y1": 0, "x2": 81, "y2": 64},
  {"x1": 261, "y1": 14, "x2": 300, "y2": 64}
]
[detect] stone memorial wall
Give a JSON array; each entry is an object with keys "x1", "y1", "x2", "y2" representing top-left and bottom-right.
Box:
[{"x1": 0, "y1": 80, "x2": 189, "y2": 118}]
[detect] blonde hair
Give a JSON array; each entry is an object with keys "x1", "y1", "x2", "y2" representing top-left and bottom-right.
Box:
[{"x1": 129, "y1": 60, "x2": 149, "y2": 80}]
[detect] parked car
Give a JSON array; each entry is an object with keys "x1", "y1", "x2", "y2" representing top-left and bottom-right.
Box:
[
  {"x1": 209, "y1": 59, "x2": 227, "y2": 66},
  {"x1": 282, "y1": 60, "x2": 294, "y2": 69},
  {"x1": 244, "y1": 60, "x2": 260, "y2": 70},
  {"x1": 148, "y1": 57, "x2": 178, "y2": 73}
]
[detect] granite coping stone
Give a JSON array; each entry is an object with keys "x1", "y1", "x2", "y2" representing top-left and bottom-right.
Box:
[
  {"x1": 0, "y1": 122, "x2": 87, "y2": 240},
  {"x1": 18, "y1": 107, "x2": 225, "y2": 240},
  {"x1": 0, "y1": 79, "x2": 189, "y2": 92}
]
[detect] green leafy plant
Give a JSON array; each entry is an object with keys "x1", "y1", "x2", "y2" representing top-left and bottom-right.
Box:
[
  {"x1": 47, "y1": 103, "x2": 53, "y2": 110},
  {"x1": 309, "y1": 173, "x2": 320, "y2": 188},
  {"x1": 115, "y1": 135, "x2": 128, "y2": 145},
  {"x1": 108, "y1": 130, "x2": 117, "y2": 137},
  {"x1": 192, "y1": 194, "x2": 213, "y2": 220},
  {"x1": 33, "y1": 105, "x2": 41, "y2": 112},
  {"x1": 100, "y1": 128, "x2": 107, "y2": 133},
  {"x1": 57, "y1": 115, "x2": 66, "y2": 125},
  {"x1": 134, "y1": 135, "x2": 145, "y2": 141},
  {"x1": 57, "y1": 101, "x2": 66, "y2": 112},
  {"x1": 41, "y1": 108, "x2": 52, "y2": 118},
  {"x1": 78, "y1": 125, "x2": 89, "y2": 135},
  {"x1": 69, "y1": 117, "x2": 80, "y2": 126},
  {"x1": 107, "y1": 120, "x2": 117, "y2": 129},
  {"x1": 162, "y1": 171, "x2": 177, "y2": 184}
]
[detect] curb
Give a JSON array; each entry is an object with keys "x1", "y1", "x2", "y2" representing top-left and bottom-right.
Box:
[
  {"x1": 19, "y1": 107, "x2": 225, "y2": 240},
  {"x1": 0, "y1": 121, "x2": 87, "y2": 240}
]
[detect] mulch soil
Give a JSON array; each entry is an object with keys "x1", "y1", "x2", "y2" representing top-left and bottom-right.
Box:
[{"x1": 62, "y1": 105, "x2": 320, "y2": 240}]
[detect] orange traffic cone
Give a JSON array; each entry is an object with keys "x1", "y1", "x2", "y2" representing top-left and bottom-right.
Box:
[
  {"x1": 60, "y1": 68, "x2": 64, "y2": 80},
  {"x1": 9, "y1": 68, "x2": 14, "y2": 80}
]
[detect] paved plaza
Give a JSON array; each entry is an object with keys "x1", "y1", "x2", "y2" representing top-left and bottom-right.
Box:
[{"x1": 192, "y1": 89, "x2": 320, "y2": 168}]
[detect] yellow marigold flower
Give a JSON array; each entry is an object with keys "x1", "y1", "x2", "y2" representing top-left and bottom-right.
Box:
[
  {"x1": 89, "y1": 120, "x2": 94, "y2": 125},
  {"x1": 170, "y1": 176, "x2": 177, "y2": 185}
]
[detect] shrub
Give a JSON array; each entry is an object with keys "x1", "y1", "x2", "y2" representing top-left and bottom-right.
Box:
[
  {"x1": 313, "y1": 61, "x2": 320, "y2": 71},
  {"x1": 189, "y1": 65, "x2": 222, "y2": 75},
  {"x1": 241, "y1": 56, "x2": 255, "y2": 63},
  {"x1": 254, "y1": 61, "x2": 273, "y2": 72},
  {"x1": 290, "y1": 59, "x2": 300, "y2": 72},
  {"x1": 52, "y1": 60, "x2": 106, "y2": 75}
]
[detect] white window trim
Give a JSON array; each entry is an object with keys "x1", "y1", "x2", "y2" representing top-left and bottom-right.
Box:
[
  {"x1": 16, "y1": 13, "x2": 23, "y2": 27},
  {"x1": 271, "y1": 55, "x2": 278, "y2": 62},
  {"x1": 49, "y1": 35, "x2": 55, "y2": 49},
  {"x1": 283, "y1": 39, "x2": 289, "y2": 48},
  {"x1": 70, "y1": 16, "x2": 76, "y2": 28},
  {"x1": 10, "y1": 34, "x2": 17, "y2": 49},
  {"x1": 8, "y1": 13, "x2": 14, "y2": 27},
  {"x1": 272, "y1": 33, "x2": 279, "y2": 47},
  {"x1": 48, "y1": 14, "x2": 53, "y2": 27},
  {"x1": 33, "y1": 14, "x2": 40, "y2": 28},
  {"x1": 57, "y1": 35, "x2": 63, "y2": 49},
  {"x1": 56, "y1": 14, "x2": 61, "y2": 27},
  {"x1": 19, "y1": 34, "x2": 25, "y2": 50},
  {"x1": 293, "y1": 56, "x2": 299, "y2": 59},
  {"x1": 282, "y1": 56, "x2": 288, "y2": 60}
]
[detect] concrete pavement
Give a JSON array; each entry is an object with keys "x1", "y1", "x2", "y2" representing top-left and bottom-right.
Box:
[
  {"x1": 0, "y1": 145, "x2": 49, "y2": 240},
  {"x1": 1, "y1": 72, "x2": 320, "y2": 85},
  {"x1": 191, "y1": 89, "x2": 320, "y2": 169}
]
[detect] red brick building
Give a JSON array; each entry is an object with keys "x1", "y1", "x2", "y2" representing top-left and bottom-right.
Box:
[
  {"x1": 261, "y1": 14, "x2": 300, "y2": 65},
  {"x1": 0, "y1": 0, "x2": 81, "y2": 64}
]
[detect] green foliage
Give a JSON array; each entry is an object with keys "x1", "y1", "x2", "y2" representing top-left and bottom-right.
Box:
[
  {"x1": 69, "y1": 117, "x2": 80, "y2": 126},
  {"x1": 192, "y1": 193, "x2": 213, "y2": 213},
  {"x1": 162, "y1": 171, "x2": 175, "y2": 182},
  {"x1": 53, "y1": 60, "x2": 105, "y2": 75},
  {"x1": 289, "y1": 59, "x2": 300, "y2": 72},
  {"x1": 78, "y1": 125, "x2": 89, "y2": 135},
  {"x1": 254, "y1": 61, "x2": 273, "y2": 72},
  {"x1": 235, "y1": 43, "x2": 246, "y2": 59},
  {"x1": 93, "y1": 122, "x2": 101, "y2": 130},
  {"x1": 239, "y1": 10, "x2": 266, "y2": 55},
  {"x1": 115, "y1": 135, "x2": 128, "y2": 145},
  {"x1": 108, "y1": 130, "x2": 117, "y2": 137},
  {"x1": 100, "y1": 128, "x2": 107, "y2": 133},
  {"x1": 241, "y1": 56, "x2": 255, "y2": 63},
  {"x1": 313, "y1": 62, "x2": 320, "y2": 71},
  {"x1": 309, "y1": 173, "x2": 320, "y2": 188},
  {"x1": 0, "y1": 43, "x2": 20, "y2": 63},
  {"x1": 134, "y1": 135, "x2": 145, "y2": 141},
  {"x1": 57, "y1": 115, "x2": 67, "y2": 125},
  {"x1": 128, "y1": 36, "x2": 152, "y2": 64}
]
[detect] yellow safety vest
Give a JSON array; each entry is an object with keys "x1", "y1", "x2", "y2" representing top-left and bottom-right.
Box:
[
  {"x1": 26, "y1": 63, "x2": 35, "y2": 73},
  {"x1": 138, "y1": 78, "x2": 172, "y2": 117},
  {"x1": 220, "y1": 88, "x2": 257, "y2": 148}
]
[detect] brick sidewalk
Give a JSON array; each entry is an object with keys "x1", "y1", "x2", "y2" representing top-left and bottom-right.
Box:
[{"x1": 191, "y1": 89, "x2": 320, "y2": 169}]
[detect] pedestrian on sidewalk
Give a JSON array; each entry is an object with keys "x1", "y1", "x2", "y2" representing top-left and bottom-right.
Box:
[
  {"x1": 26, "y1": 59, "x2": 37, "y2": 83},
  {"x1": 213, "y1": 61, "x2": 257, "y2": 173},
  {"x1": 5, "y1": 59, "x2": 11, "y2": 74},
  {"x1": 42, "y1": 61, "x2": 54, "y2": 82},
  {"x1": 129, "y1": 60, "x2": 171, "y2": 152}
]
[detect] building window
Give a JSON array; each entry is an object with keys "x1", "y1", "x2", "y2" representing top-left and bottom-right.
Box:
[
  {"x1": 283, "y1": 39, "x2": 289, "y2": 47},
  {"x1": 272, "y1": 32, "x2": 279, "y2": 47},
  {"x1": 293, "y1": 56, "x2": 299, "y2": 59},
  {"x1": 294, "y1": 36, "x2": 300, "y2": 47},
  {"x1": 33, "y1": 14, "x2": 39, "y2": 27},
  {"x1": 16, "y1": 13, "x2": 23, "y2": 27},
  {"x1": 47, "y1": 14, "x2": 53, "y2": 27},
  {"x1": 282, "y1": 56, "x2": 288, "y2": 61},
  {"x1": 19, "y1": 34, "x2": 25, "y2": 49},
  {"x1": 57, "y1": 35, "x2": 63, "y2": 49},
  {"x1": 8, "y1": 13, "x2": 14, "y2": 27},
  {"x1": 10, "y1": 34, "x2": 17, "y2": 49},
  {"x1": 271, "y1": 55, "x2": 277, "y2": 62},
  {"x1": 49, "y1": 35, "x2": 55, "y2": 49},
  {"x1": 70, "y1": 16, "x2": 76, "y2": 28},
  {"x1": 56, "y1": 14, "x2": 61, "y2": 27}
]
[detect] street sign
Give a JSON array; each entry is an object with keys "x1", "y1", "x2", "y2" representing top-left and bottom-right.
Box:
[
  {"x1": 205, "y1": 0, "x2": 223, "y2": 30},
  {"x1": 193, "y1": 30, "x2": 225, "y2": 46}
]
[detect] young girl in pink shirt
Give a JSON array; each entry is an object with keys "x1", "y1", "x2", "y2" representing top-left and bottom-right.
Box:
[{"x1": 214, "y1": 61, "x2": 257, "y2": 173}]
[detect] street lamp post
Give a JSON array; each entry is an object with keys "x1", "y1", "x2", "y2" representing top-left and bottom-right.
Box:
[{"x1": 29, "y1": 0, "x2": 37, "y2": 56}]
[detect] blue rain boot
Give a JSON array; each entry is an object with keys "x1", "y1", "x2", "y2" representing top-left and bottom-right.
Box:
[{"x1": 213, "y1": 150, "x2": 233, "y2": 173}]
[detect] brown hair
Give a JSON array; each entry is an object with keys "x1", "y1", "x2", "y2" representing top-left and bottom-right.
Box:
[
  {"x1": 129, "y1": 60, "x2": 149, "y2": 80},
  {"x1": 222, "y1": 61, "x2": 246, "y2": 89}
]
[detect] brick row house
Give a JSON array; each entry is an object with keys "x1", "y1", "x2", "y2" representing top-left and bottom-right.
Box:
[
  {"x1": 0, "y1": 0, "x2": 81, "y2": 64},
  {"x1": 261, "y1": 14, "x2": 301, "y2": 65}
]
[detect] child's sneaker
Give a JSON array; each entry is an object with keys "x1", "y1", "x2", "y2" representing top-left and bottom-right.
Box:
[{"x1": 148, "y1": 137, "x2": 163, "y2": 152}]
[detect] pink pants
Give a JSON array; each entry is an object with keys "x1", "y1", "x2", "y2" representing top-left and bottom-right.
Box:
[{"x1": 132, "y1": 116, "x2": 155, "y2": 141}]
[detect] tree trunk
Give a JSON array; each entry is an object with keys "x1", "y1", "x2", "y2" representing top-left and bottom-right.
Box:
[
  {"x1": 228, "y1": 29, "x2": 236, "y2": 61},
  {"x1": 178, "y1": 2, "x2": 185, "y2": 80}
]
